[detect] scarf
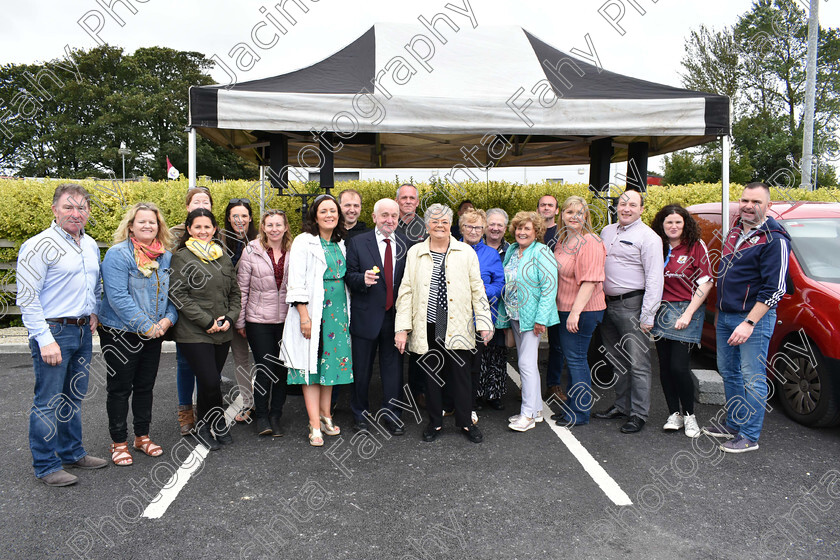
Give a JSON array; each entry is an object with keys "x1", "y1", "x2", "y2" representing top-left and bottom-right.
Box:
[
  {"x1": 131, "y1": 237, "x2": 164, "y2": 277},
  {"x1": 185, "y1": 237, "x2": 224, "y2": 263}
]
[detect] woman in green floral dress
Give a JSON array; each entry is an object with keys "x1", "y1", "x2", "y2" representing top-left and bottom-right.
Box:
[{"x1": 280, "y1": 195, "x2": 353, "y2": 446}]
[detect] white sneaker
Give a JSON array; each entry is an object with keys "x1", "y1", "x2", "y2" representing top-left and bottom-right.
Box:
[
  {"x1": 683, "y1": 414, "x2": 700, "y2": 438},
  {"x1": 534, "y1": 410, "x2": 544, "y2": 423},
  {"x1": 509, "y1": 415, "x2": 536, "y2": 432},
  {"x1": 663, "y1": 412, "x2": 684, "y2": 431},
  {"x1": 508, "y1": 414, "x2": 522, "y2": 423},
  {"x1": 471, "y1": 411, "x2": 478, "y2": 425}
]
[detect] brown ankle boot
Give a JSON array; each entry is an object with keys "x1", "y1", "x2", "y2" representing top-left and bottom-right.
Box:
[{"x1": 178, "y1": 404, "x2": 195, "y2": 436}]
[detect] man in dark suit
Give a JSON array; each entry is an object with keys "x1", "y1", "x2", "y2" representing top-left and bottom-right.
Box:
[{"x1": 346, "y1": 198, "x2": 408, "y2": 435}]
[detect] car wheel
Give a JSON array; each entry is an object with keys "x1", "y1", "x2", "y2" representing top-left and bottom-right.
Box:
[{"x1": 774, "y1": 343, "x2": 840, "y2": 428}]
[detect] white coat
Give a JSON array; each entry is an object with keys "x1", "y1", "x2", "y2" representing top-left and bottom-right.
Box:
[{"x1": 279, "y1": 232, "x2": 351, "y2": 383}]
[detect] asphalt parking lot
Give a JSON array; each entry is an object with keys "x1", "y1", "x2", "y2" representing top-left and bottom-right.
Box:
[{"x1": 2, "y1": 347, "x2": 840, "y2": 560}]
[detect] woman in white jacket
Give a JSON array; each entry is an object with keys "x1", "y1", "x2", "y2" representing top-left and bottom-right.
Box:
[{"x1": 280, "y1": 195, "x2": 353, "y2": 446}]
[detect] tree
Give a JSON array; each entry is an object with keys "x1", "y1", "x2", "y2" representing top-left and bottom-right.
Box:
[
  {"x1": 0, "y1": 45, "x2": 256, "y2": 180},
  {"x1": 677, "y1": 0, "x2": 840, "y2": 187}
]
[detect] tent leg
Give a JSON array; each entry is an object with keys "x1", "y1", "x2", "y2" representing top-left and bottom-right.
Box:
[
  {"x1": 269, "y1": 134, "x2": 289, "y2": 192},
  {"x1": 722, "y1": 135, "x2": 731, "y2": 236},
  {"x1": 188, "y1": 128, "x2": 196, "y2": 189},
  {"x1": 589, "y1": 137, "x2": 614, "y2": 222},
  {"x1": 626, "y1": 142, "x2": 649, "y2": 191},
  {"x1": 320, "y1": 133, "x2": 335, "y2": 193}
]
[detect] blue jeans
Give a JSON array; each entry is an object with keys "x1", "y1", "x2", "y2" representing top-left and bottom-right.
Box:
[
  {"x1": 29, "y1": 323, "x2": 92, "y2": 478},
  {"x1": 716, "y1": 310, "x2": 776, "y2": 442},
  {"x1": 556, "y1": 310, "x2": 604, "y2": 425},
  {"x1": 176, "y1": 344, "x2": 196, "y2": 406}
]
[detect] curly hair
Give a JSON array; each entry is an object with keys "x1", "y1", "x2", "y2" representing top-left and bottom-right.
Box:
[
  {"x1": 651, "y1": 204, "x2": 701, "y2": 258},
  {"x1": 508, "y1": 211, "x2": 546, "y2": 242}
]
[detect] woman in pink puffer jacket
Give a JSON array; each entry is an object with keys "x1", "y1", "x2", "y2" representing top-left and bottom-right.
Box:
[{"x1": 235, "y1": 210, "x2": 293, "y2": 438}]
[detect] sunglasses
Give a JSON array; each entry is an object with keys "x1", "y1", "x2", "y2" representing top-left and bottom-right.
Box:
[
  {"x1": 229, "y1": 198, "x2": 251, "y2": 205},
  {"x1": 264, "y1": 209, "x2": 286, "y2": 216}
]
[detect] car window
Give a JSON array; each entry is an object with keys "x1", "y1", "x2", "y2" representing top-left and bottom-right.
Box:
[{"x1": 781, "y1": 219, "x2": 840, "y2": 283}]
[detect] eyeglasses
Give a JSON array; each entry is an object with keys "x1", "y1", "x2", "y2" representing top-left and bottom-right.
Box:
[
  {"x1": 229, "y1": 198, "x2": 251, "y2": 205},
  {"x1": 462, "y1": 225, "x2": 484, "y2": 232}
]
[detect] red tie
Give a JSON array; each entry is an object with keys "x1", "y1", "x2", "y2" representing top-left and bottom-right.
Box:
[{"x1": 384, "y1": 238, "x2": 394, "y2": 310}]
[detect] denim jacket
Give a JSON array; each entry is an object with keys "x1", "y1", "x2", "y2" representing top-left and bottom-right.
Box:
[{"x1": 99, "y1": 239, "x2": 179, "y2": 334}]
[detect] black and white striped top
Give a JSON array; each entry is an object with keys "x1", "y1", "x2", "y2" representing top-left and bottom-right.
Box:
[{"x1": 426, "y1": 250, "x2": 446, "y2": 324}]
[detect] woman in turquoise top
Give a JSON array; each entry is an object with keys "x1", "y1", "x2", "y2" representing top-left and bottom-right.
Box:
[
  {"x1": 280, "y1": 195, "x2": 353, "y2": 447},
  {"x1": 496, "y1": 211, "x2": 560, "y2": 432}
]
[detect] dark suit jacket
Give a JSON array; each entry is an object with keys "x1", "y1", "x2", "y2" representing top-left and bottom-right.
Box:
[{"x1": 345, "y1": 229, "x2": 407, "y2": 340}]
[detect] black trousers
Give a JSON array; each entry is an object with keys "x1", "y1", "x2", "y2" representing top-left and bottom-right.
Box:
[
  {"x1": 421, "y1": 323, "x2": 472, "y2": 428},
  {"x1": 101, "y1": 327, "x2": 163, "y2": 443},
  {"x1": 443, "y1": 340, "x2": 483, "y2": 411},
  {"x1": 179, "y1": 342, "x2": 231, "y2": 426},
  {"x1": 351, "y1": 309, "x2": 404, "y2": 422},
  {"x1": 655, "y1": 337, "x2": 695, "y2": 415},
  {"x1": 245, "y1": 322, "x2": 288, "y2": 419}
]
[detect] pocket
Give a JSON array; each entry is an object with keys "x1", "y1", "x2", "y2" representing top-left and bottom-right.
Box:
[{"x1": 48, "y1": 322, "x2": 65, "y2": 337}]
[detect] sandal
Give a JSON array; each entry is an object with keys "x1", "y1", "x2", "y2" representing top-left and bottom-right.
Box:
[
  {"x1": 320, "y1": 415, "x2": 340, "y2": 436},
  {"x1": 133, "y1": 435, "x2": 163, "y2": 457},
  {"x1": 110, "y1": 442, "x2": 133, "y2": 466},
  {"x1": 235, "y1": 408, "x2": 254, "y2": 423},
  {"x1": 308, "y1": 425, "x2": 324, "y2": 447}
]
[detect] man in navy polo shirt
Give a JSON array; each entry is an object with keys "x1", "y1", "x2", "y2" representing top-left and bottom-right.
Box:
[{"x1": 702, "y1": 182, "x2": 790, "y2": 453}]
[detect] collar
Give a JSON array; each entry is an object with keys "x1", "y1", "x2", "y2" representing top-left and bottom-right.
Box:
[
  {"x1": 51, "y1": 220, "x2": 85, "y2": 244},
  {"x1": 375, "y1": 229, "x2": 394, "y2": 244}
]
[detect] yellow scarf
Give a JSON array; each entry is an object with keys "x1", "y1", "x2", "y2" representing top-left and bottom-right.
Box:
[{"x1": 185, "y1": 237, "x2": 224, "y2": 263}]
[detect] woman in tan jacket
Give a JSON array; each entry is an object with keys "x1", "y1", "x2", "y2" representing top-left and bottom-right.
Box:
[{"x1": 395, "y1": 203, "x2": 493, "y2": 444}]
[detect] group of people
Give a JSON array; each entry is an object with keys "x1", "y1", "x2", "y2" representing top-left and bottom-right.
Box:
[{"x1": 18, "y1": 181, "x2": 789, "y2": 486}]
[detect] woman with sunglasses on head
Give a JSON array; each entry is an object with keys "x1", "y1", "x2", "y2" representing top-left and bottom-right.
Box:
[
  {"x1": 99, "y1": 202, "x2": 178, "y2": 466},
  {"x1": 223, "y1": 198, "x2": 258, "y2": 424},
  {"x1": 170, "y1": 187, "x2": 214, "y2": 436},
  {"x1": 235, "y1": 209, "x2": 293, "y2": 437},
  {"x1": 170, "y1": 208, "x2": 241, "y2": 451},
  {"x1": 650, "y1": 204, "x2": 713, "y2": 438},
  {"x1": 280, "y1": 195, "x2": 353, "y2": 447}
]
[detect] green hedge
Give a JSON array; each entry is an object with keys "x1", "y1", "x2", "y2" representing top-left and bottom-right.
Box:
[{"x1": 1, "y1": 178, "x2": 839, "y2": 252}]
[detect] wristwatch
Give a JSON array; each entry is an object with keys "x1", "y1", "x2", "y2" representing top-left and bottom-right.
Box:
[{"x1": 744, "y1": 318, "x2": 756, "y2": 327}]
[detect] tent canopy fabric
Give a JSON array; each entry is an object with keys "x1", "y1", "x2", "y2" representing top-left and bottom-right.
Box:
[{"x1": 189, "y1": 23, "x2": 730, "y2": 168}]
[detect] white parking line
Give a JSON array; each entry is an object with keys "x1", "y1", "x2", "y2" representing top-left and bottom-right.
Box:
[
  {"x1": 142, "y1": 396, "x2": 242, "y2": 519},
  {"x1": 506, "y1": 364, "x2": 633, "y2": 506}
]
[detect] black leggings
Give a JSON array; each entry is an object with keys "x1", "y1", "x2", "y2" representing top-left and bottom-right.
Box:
[
  {"x1": 655, "y1": 337, "x2": 694, "y2": 415},
  {"x1": 178, "y1": 342, "x2": 231, "y2": 425}
]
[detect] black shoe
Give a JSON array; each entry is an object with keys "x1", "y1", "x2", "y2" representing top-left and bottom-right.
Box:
[
  {"x1": 194, "y1": 425, "x2": 221, "y2": 451},
  {"x1": 620, "y1": 416, "x2": 645, "y2": 434},
  {"x1": 215, "y1": 427, "x2": 234, "y2": 445},
  {"x1": 422, "y1": 423, "x2": 441, "y2": 442},
  {"x1": 550, "y1": 413, "x2": 564, "y2": 421},
  {"x1": 385, "y1": 419, "x2": 406, "y2": 436},
  {"x1": 256, "y1": 417, "x2": 272, "y2": 436},
  {"x1": 353, "y1": 419, "x2": 371, "y2": 433},
  {"x1": 593, "y1": 406, "x2": 627, "y2": 420},
  {"x1": 487, "y1": 399, "x2": 505, "y2": 411},
  {"x1": 269, "y1": 416, "x2": 284, "y2": 437},
  {"x1": 462, "y1": 425, "x2": 483, "y2": 443}
]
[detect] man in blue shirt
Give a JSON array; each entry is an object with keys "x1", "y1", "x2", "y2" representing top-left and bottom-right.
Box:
[{"x1": 17, "y1": 184, "x2": 107, "y2": 486}]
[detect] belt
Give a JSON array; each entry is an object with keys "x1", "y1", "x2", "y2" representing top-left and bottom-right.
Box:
[
  {"x1": 606, "y1": 289, "x2": 645, "y2": 302},
  {"x1": 46, "y1": 316, "x2": 90, "y2": 326}
]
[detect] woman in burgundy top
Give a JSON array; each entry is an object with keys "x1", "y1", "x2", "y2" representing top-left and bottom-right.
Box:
[
  {"x1": 651, "y1": 205, "x2": 713, "y2": 438},
  {"x1": 235, "y1": 210, "x2": 293, "y2": 437}
]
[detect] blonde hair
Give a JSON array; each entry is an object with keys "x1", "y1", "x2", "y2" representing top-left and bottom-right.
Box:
[
  {"x1": 258, "y1": 210, "x2": 293, "y2": 252},
  {"x1": 557, "y1": 196, "x2": 594, "y2": 246},
  {"x1": 459, "y1": 208, "x2": 487, "y2": 229},
  {"x1": 113, "y1": 202, "x2": 172, "y2": 248},
  {"x1": 508, "y1": 211, "x2": 546, "y2": 241}
]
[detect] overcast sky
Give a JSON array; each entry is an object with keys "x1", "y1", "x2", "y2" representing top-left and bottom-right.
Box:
[{"x1": 4, "y1": 0, "x2": 839, "y2": 180}]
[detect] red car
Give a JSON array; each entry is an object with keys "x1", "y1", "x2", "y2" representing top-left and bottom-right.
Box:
[{"x1": 689, "y1": 201, "x2": 840, "y2": 428}]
